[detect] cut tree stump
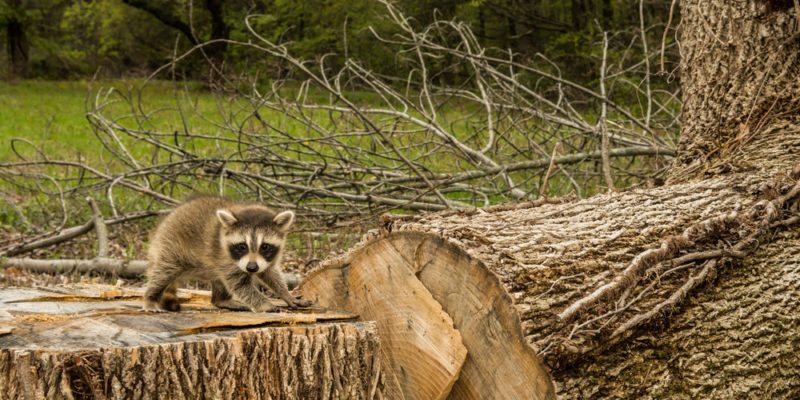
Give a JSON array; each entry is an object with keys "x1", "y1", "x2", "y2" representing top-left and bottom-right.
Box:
[{"x1": 0, "y1": 284, "x2": 394, "y2": 400}]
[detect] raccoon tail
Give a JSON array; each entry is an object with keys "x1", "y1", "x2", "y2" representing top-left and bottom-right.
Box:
[{"x1": 158, "y1": 282, "x2": 181, "y2": 312}]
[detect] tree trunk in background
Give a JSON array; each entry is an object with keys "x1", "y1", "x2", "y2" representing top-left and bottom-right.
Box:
[
  {"x1": 6, "y1": 0, "x2": 28, "y2": 78},
  {"x1": 572, "y1": 0, "x2": 588, "y2": 30},
  {"x1": 300, "y1": 0, "x2": 800, "y2": 398},
  {"x1": 671, "y1": 0, "x2": 800, "y2": 180},
  {"x1": 203, "y1": 0, "x2": 230, "y2": 62},
  {"x1": 602, "y1": 0, "x2": 613, "y2": 27}
]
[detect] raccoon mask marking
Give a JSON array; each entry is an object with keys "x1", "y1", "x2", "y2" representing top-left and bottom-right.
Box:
[{"x1": 216, "y1": 208, "x2": 294, "y2": 274}]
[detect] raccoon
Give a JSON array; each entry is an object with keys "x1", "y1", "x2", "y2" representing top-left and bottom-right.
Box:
[{"x1": 143, "y1": 195, "x2": 311, "y2": 312}]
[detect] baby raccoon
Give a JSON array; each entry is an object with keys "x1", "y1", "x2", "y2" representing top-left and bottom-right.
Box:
[{"x1": 143, "y1": 195, "x2": 311, "y2": 312}]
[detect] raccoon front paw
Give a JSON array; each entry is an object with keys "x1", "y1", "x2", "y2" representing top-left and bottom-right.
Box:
[
  {"x1": 142, "y1": 300, "x2": 167, "y2": 313},
  {"x1": 284, "y1": 296, "x2": 313, "y2": 309},
  {"x1": 293, "y1": 296, "x2": 313, "y2": 307},
  {"x1": 252, "y1": 303, "x2": 280, "y2": 313}
]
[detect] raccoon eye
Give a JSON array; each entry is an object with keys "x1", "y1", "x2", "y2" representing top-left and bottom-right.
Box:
[
  {"x1": 259, "y1": 243, "x2": 277, "y2": 260},
  {"x1": 229, "y1": 243, "x2": 248, "y2": 258}
]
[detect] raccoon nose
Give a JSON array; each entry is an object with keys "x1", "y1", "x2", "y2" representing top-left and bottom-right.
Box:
[{"x1": 245, "y1": 262, "x2": 259, "y2": 273}]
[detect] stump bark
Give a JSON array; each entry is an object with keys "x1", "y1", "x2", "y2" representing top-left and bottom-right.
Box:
[{"x1": 0, "y1": 285, "x2": 393, "y2": 400}]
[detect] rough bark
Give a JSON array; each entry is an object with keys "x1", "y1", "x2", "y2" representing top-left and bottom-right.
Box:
[
  {"x1": 556, "y1": 231, "x2": 800, "y2": 399},
  {"x1": 672, "y1": 0, "x2": 800, "y2": 179},
  {"x1": 0, "y1": 285, "x2": 390, "y2": 399}
]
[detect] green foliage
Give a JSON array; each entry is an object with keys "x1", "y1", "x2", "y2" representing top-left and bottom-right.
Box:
[{"x1": 1, "y1": 0, "x2": 678, "y2": 85}]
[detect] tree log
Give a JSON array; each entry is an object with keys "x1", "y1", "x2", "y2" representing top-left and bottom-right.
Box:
[
  {"x1": 298, "y1": 0, "x2": 800, "y2": 395},
  {"x1": 0, "y1": 285, "x2": 392, "y2": 399},
  {"x1": 299, "y1": 127, "x2": 800, "y2": 397}
]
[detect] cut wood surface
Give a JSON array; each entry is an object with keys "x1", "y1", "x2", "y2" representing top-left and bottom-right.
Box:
[
  {"x1": 300, "y1": 232, "x2": 557, "y2": 400},
  {"x1": 300, "y1": 237, "x2": 468, "y2": 400},
  {"x1": 0, "y1": 284, "x2": 390, "y2": 399}
]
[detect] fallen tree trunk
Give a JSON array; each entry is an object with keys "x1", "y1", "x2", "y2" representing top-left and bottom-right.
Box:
[
  {"x1": 299, "y1": 129, "x2": 800, "y2": 398},
  {"x1": 0, "y1": 285, "x2": 394, "y2": 399}
]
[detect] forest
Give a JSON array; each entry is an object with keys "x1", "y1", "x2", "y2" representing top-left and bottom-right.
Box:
[
  {"x1": 1, "y1": 0, "x2": 799, "y2": 399},
  {"x1": 1, "y1": 0, "x2": 675, "y2": 81}
]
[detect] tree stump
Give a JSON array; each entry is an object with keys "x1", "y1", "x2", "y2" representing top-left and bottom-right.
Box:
[{"x1": 0, "y1": 284, "x2": 393, "y2": 399}]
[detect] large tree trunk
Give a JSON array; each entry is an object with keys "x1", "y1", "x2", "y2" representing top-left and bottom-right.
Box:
[
  {"x1": 671, "y1": 0, "x2": 800, "y2": 180},
  {"x1": 6, "y1": 0, "x2": 29, "y2": 78},
  {"x1": 0, "y1": 285, "x2": 394, "y2": 399},
  {"x1": 299, "y1": 0, "x2": 800, "y2": 397}
]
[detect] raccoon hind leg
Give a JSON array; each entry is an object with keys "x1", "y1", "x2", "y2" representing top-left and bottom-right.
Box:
[
  {"x1": 143, "y1": 259, "x2": 183, "y2": 312},
  {"x1": 211, "y1": 279, "x2": 249, "y2": 311},
  {"x1": 158, "y1": 281, "x2": 181, "y2": 311}
]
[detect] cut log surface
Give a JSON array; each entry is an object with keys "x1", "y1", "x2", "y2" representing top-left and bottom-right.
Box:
[
  {"x1": 0, "y1": 284, "x2": 391, "y2": 400},
  {"x1": 300, "y1": 233, "x2": 557, "y2": 400},
  {"x1": 300, "y1": 237, "x2": 468, "y2": 400}
]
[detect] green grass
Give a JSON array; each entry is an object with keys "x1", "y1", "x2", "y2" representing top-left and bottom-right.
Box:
[
  {"x1": 0, "y1": 80, "x2": 97, "y2": 161},
  {"x1": 0, "y1": 79, "x2": 220, "y2": 163}
]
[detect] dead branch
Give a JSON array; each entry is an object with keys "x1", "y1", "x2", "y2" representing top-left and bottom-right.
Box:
[
  {"x1": 86, "y1": 197, "x2": 109, "y2": 257},
  {"x1": 0, "y1": 210, "x2": 168, "y2": 258},
  {"x1": 2, "y1": 257, "x2": 147, "y2": 278},
  {"x1": 1, "y1": 1, "x2": 678, "y2": 258}
]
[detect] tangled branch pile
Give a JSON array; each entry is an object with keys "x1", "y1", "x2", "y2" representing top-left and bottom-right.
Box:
[{"x1": 1, "y1": 1, "x2": 675, "y2": 259}]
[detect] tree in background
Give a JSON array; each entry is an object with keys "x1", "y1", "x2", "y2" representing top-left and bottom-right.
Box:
[
  {"x1": 120, "y1": 0, "x2": 229, "y2": 64},
  {"x1": 0, "y1": 0, "x2": 678, "y2": 85}
]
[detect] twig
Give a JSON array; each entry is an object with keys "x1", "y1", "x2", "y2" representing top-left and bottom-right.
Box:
[
  {"x1": 539, "y1": 143, "x2": 561, "y2": 197},
  {"x1": 611, "y1": 259, "x2": 717, "y2": 338},
  {"x1": 87, "y1": 197, "x2": 109, "y2": 258},
  {"x1": 660, "y1": 0, "x2": 678, "y2": 75},
  {"x1": 599, "y1": 31, "x2": 615, "y2": 191},
  {"x1": 0, "y1": 210, "x2": 168, "y2": 258}
]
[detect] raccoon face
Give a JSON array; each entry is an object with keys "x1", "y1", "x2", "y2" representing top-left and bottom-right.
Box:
[{"x1": 216, "y1": 207, "x2": 294, "y2": 273}]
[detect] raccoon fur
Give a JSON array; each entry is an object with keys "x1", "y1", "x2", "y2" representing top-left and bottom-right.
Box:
[{"x1": 143, "y1": 195, "x2": 311, "y2": 312}]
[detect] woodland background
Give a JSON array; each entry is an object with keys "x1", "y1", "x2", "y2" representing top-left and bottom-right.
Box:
[
  {"x1": 0, "y1": 0, "x2": 681, "y2": 268},
  {"x1": 1, "y1": 0, "x2": 675, "y2": 81}
]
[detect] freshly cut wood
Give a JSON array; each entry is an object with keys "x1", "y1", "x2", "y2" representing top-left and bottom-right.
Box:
[
  {"x1": 0, "y1": 285, "x2": 390, "y2": 400},
  {"x1": 300, "y1": 237, "x2": 468, "y2": 400},
  {"x1": 300, "y1": 233, "x2": 556, "y2": 400},
  {"x1": 389, "y1": 232, "x2": 555, "y2": 399}
]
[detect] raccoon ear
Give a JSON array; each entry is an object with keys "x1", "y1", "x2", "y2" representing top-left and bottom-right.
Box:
[
  {"x1": 273, "y1": 210, "x2": 295, "y2": 231},
  {"x1": 216, "y1": 209, "x2": 238, "y2": 227}
]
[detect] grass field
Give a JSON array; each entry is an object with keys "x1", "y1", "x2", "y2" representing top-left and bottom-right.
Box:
[{"x1": 0, "y1": 79, "x2": 217, "y2": 162}]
